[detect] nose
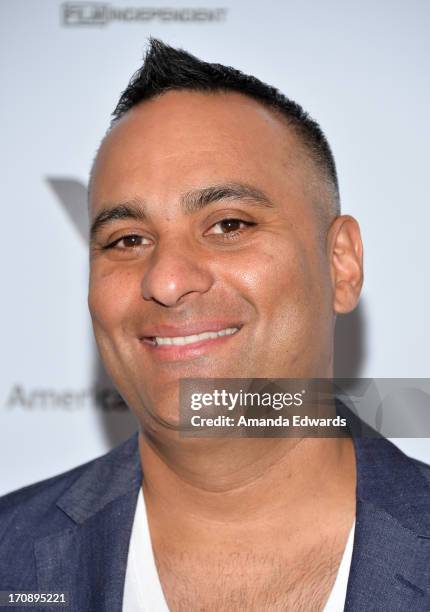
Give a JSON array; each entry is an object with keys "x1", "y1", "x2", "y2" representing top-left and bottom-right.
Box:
[{"x1": 141, "y1": 238, "x2": 214, "y2": 307}]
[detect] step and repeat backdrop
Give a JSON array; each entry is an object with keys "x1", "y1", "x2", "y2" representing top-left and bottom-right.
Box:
[{"x1": 1, "y1": 0, "x2": 429, "y2": 495}]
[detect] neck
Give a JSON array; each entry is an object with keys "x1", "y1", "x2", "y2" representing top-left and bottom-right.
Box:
[{"x1": 138, "y1": 428, "x2": 356, "y2": 530}]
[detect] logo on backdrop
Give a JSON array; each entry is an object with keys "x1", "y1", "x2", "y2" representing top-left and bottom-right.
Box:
[
  {"x1": 45, "y1": 177, "x2": 129, "y2": 412},
  {"x1": 46, "y1": 177, "x2": 88, "y2": 241},
  {"x1": 6, "y1": 384, "x2": 127, "y2": 412},
  {"x1": 61, "y1": 3, "x2": 228, "y2": 26}
]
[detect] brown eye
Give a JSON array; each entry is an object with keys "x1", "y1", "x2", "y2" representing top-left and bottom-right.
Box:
[
  {"x1": 104, "y1": 234, "x2": 150, "y2": 250},
  {"x1": 122, "y1": 235, "x2": 143, "y2": 247},
  {"x1": 208, "y1": 218, "x2": 254, "y2": 236},
  {"x1": 219, "y1": 219, "x2": 242, "y2": 233}
]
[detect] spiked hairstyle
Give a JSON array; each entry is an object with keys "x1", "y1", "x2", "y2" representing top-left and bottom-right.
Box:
[{"x1": 109, "y1": 38, "x2": 340, "y2": 217}]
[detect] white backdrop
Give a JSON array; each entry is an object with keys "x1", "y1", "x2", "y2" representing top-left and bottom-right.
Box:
[{"x1": 1, "y1": 0, "x2": 429, "y2": 495}]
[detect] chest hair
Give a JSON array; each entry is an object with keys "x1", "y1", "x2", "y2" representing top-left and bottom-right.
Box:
[{"x1": 153, "y1": 538, "x2": 344, "y2": 612}]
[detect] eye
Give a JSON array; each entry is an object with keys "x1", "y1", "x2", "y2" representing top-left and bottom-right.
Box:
[
  {"x1": 103, "y1": 234, "x2": 151, "y2": 250},
  {"x1": 206, "y1": 218, "x2": 255, "y2": 238}
]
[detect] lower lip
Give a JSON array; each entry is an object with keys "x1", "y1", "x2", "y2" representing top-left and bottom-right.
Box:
[{"x1": 139, "y1": 329, "x2": 241, "y2": 361}]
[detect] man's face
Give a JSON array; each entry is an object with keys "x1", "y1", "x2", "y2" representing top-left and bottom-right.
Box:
[{"x1": 89, "y1": 91, "x2": 335, "y2": 425}]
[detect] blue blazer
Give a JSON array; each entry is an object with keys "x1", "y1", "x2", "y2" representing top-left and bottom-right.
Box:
[{"x1": 1, "y1": 428, "x2": 430, "y2": 611}]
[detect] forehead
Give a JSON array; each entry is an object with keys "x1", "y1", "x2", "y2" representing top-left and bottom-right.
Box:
[{"x1": 90, "y1": 90, "x2": 310, "y2": 213}]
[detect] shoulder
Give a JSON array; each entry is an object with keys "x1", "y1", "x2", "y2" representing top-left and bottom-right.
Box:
[
  {"x1": 0, "y1": 456, "x2": 98, "y2": 541},
  {"x1": 409, "y1": 454, "x2": 430, "y2": 483},
  {"x1": 361, "y1": 435, "x2": 430, "y2": 473},
  {"x1": 355, "y1": 435, "x2": 430, "y2": 531},
  {"x1": 357, "y1": 435, "x2": 430, "y2": 479},
  {"x1": 0, "y1": 457, "x2": 97, "y2": 589},
  {"x1": 0, "y1": 432, "x2": 140, "y2": 588},
  {"x1": 0, "y1": 432, "x2": 139, "y2": 541}
]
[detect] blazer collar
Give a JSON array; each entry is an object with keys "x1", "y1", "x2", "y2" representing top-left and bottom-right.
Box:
[
  {"x1": 55, "y1": 431, "x2": 142, "y2": 524},
  {"x1": 35, "y1": 432, "x2": 142, "y2": 612},
  {"x1": 345, "y1": 410, "x2": 430, "y2": 609}
]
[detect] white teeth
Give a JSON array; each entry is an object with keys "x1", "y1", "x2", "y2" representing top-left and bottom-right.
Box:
[{"x1": 154, "y1": 327, "x2": 239, "y2": 346}]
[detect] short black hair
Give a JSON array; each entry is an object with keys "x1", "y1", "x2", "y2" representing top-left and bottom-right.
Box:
[{"x1": 111, "y1": 38, "x2": 340, "y2": 217}]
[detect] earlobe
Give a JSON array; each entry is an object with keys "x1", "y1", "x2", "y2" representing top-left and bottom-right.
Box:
[{"x1": 328, "y1": 215, "x2": 364, "y2": 314}]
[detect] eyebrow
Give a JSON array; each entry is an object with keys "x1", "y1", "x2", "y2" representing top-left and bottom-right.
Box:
[{"x1": 89, "y1": 182, "x2": 274, "y2": 242}]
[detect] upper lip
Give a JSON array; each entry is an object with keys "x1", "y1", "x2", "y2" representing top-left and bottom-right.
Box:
[{"x1": 140, "y1": 322, "x2": 243, "y2": 339}]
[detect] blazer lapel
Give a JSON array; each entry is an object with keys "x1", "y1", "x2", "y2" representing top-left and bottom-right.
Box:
[
  {"x1": 34, "y1": 432, "x2": 142, "y2": 611},
  {"x1": 345, "y1": 435, "x2": 430, "y2": 611},
  {"x1": 345, "y1": 500, "x2": 430, "y2": 610}
]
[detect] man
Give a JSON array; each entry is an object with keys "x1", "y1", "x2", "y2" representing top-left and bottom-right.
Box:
[{"x1": 1, "y1": 39, "x2": 430, "y2": 611}]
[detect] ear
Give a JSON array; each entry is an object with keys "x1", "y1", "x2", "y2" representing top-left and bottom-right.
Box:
[{"x1": 327, "y1": 215, "x2": 364, "y2": 314}]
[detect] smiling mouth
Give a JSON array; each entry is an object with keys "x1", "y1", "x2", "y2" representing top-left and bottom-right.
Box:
[{"x1": 143, "y1": 327, "x2": 240, "y2": 347}]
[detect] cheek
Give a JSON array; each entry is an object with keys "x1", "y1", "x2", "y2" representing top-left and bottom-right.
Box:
[
  {"x1": 88, "y1": 265, "x2": 139, "y2": 334},
  {"x1": 226, "y1": 239, "x2": 330, "y2": 344},
  {"x1": 226, "y1": 243, "x2": 312, "y2": 316}
]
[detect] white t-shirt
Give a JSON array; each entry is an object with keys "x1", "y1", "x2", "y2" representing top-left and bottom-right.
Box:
[
  {"x1": 123, "y1": 488, "x2": 355, "y2": 611},
  {"x1": 123, "y1": 488, "x2": 169, "y2": 612},
  {"x1": 323, "y1": 518, "x2": 355, "y2": 611}
]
